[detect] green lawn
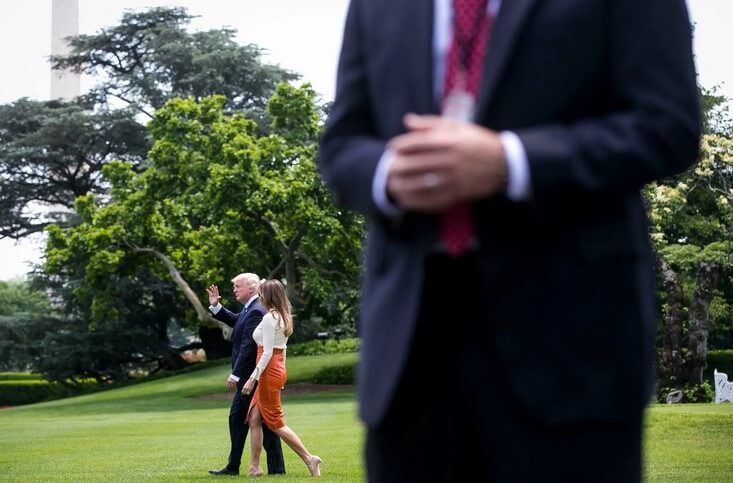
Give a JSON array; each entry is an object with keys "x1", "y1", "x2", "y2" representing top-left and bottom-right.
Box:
[
  {"x1": 644, "y1": 403, "x2": 733, "y2": 481},
  {"x1": 1, "y1": 355, "x2": 732, "y2": 482},
  {"x1": 0, "y1": 354, "x2": 363, "y2": 482}
]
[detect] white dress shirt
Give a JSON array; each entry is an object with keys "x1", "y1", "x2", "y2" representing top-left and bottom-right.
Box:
[
  {"x1": 248, "y1": 312, "x2": 288, "y2": 381},
  {"x1": 372, "y1": 0, "x2": 531, "y2": 216}
]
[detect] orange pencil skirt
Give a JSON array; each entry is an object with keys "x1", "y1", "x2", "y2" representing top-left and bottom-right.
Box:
[{"x1": 248, "y1": 346, "x2": 287, "y2": 429}]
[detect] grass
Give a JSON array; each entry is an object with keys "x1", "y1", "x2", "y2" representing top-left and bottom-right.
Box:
[
  {"x1": 0, "y1": 354, "x2": 363, "y2": 482},
  {"x1": 644, "y1": 403, "x2": 733, "y2": 481},
  {"x1": 1, "y1": 353, "x2": 732, "y2": 482}
]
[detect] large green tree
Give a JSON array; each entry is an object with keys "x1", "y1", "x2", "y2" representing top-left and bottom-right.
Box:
[
  {"x1": 41, "y1": 86, "x2": 363, "y2": 381},
  {"x1": 50, "y1": 7, "x2": 298, "y2": 120},
  {"x1": 0, "y1": 279, "x2": 59, "y2": 372},
  {"x1": 2, "y1": 7, "x2": 357, "y2": 383},
  {"x1": 648, "y1": 85, "x2": 733, "y2": 393},
  {"x1": 648, "y1": 134, "x2": 733, "y2": 388},
  {"x1": 0, "y1": 99, "x2": 148, "y2": 238},
  {"x1": 1, "y1": 6, "x2": 298, "y2": 241}
]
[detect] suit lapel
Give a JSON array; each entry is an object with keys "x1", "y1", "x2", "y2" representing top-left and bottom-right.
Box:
[
  {"x1": 405, "y1": 0, "x2": 435, "y2": 114},
  {"x1": 475, "y1": 0, "x2": 538, "y2": 119},
  {"x1": 236, "y1": 305, "x2": 248, "y2": 329}
]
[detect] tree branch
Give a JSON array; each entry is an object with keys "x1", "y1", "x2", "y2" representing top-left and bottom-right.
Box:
[{"x1": 129, "y1": 244, "x2": 232, "y2": 339}]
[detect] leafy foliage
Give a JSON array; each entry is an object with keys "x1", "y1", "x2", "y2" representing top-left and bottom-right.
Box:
[
  {"x1": 0, "y1": 99, "x2": 149, "y2": 238},
  {"x1": 287, "y1": 337, "x2": 360, "y2": 357},
  {"x1": 50, "y1": 7, "x2": 298, "y2": 120},
  {"x1": 311, "y1": 362, "x2": 357, "y2": 385},
  {"x1": 0, "y1": 279, "x2": 54, "y2": 316},
  {"x1": 0, "y1": 313, "x2": 59, "y2": 372},
  {"x1": 2, "y1": 7, "x2": 363, "y2": 385},
  {"x1": 647, "y1": 133, "x2": 733, "y2": 386},
  {"x1": 1, "y1": 7, "x2": 299, "y2": 242},
  {"x1": 41, "y1": 88, "x2": 364, "y2": 382},
  {"x1": 0, "y1": 280, "x2": 61, "y2": 371},
  {"x1": 656, "y1": 381, "x2": 714, "y2": 403}
]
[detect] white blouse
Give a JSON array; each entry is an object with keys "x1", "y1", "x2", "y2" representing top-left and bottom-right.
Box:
[{"x1": 249, "y1": 311, "x2": 288, "y2": 381}]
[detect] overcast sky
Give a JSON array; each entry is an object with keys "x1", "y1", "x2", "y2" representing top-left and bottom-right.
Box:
[{"x1": 0, "y1": 0, "x2": 730, "y2": 280}]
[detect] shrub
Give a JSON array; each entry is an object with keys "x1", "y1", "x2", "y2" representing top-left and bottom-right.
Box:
[
  {"x1": 0, "y1": 372, "x2": 40, "y2": 381},
  {"x1": 311, "y1": 362, "x2": 357, "y2": 385},
  {"x1": 656, "y1": 381, "x2": 714, "y2": 403},
  {"x1": 288, "y1": 337, "x2": 359, "y2": 357},
  {"x1": 0, "y1": 380, "x2": 95, "y2": 406}
]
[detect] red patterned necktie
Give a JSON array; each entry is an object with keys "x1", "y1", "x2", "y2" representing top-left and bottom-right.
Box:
[{"x1": 439, "y1": 0, "x2": 491, "y2": 256}]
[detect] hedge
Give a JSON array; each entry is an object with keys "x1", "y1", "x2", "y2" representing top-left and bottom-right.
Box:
[
  {"x1": 288, "y1": 337, "x2": 359, "y2": 357},
  {"x1": 311, "y1": 361, "x2": 357, "y2": 385},
  {"x1": 0, "y1": 372, "x2": 40, "y2": 381},
  {"x1": 0, "y1": 380, "x2": 93, "y2": 406}
]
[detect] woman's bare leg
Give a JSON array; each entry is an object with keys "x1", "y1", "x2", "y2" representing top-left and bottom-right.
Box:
[
  {"x1": 272, "y1": 425, "x2": 322, "y2": 476},
  {"x1": 247, "y1": 406, "x2": 264, "y2": 476}
]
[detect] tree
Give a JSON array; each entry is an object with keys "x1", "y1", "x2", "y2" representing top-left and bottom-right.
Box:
[
  {"x1": 0, "y1": 279, "x2": 59, "y2": 371},
  {"x1": 0, "y1": 99, "x2": 149, "y2": 239},
  {"x1": 50, "y1": 7, "x2": 299, "y2": 121},
  {"x1": 1, "y1": 6, "x2": 298, "y2": 242},
  {"x1": 700, "y1": 86, "x2": 732, "y2": 137},
  {"x1": 42, "y1": 87, "x2": 364, "y2": 381},
  {"x1": 647, "y1": 85, "x2": 733, "y2": 397},
  {"x1": 0, "y1": 278, "x2": 54, "y2": 316},
  {"x1": 648, "y1": 133, "x2": 733, "y2": 390}
]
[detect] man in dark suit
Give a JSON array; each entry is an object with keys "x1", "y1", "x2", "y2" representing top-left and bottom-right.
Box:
[
  {"x1": 318, "y1": 0, "x2": 701, "y2": 481},
  {"x1": 206, "y1": 273, "x2": 285, "y2": 476}
]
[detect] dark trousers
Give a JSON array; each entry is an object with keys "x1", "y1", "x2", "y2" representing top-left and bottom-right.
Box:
[
  {"x1": 227, "y1": 378, "x2": 285, "y2": 474},
  {"x1": 366, "y1": 253, "x2": 643, "y2": 483}
]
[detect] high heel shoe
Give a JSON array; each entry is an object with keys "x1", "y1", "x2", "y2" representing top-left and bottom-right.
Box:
[
  {"x1": 307, "y1": 455, "x2": 324, "y2": 477},
  {"x1": 247, "y1": 466, "x2": 264, "y2": 477}
]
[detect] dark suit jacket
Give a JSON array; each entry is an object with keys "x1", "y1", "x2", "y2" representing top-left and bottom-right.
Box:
[
  {"x1": 213, "y1": 298, "x2": 266, "y2": 380},
  {"x1": 318, "y1": 0, "x2": 701, "y2": 427}
]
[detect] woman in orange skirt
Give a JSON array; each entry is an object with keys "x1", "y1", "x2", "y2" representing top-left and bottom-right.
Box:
[{"x1": 242, "y1": 279, "x2": 323, "y2": 477}]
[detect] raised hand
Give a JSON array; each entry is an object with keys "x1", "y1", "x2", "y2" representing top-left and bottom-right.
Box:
[{"x1": 206, "y1": 284, "x2": 222, "y2": 306}]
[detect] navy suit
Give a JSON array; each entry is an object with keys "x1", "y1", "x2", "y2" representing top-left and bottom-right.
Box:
[
  {"x1": 213, "y1": 297, "x2": 285, "y2": 474},
  {"x1": 318, "y1": 0, "x2": 701, "y2": 481}
]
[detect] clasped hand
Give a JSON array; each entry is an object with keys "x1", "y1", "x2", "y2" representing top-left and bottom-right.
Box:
[{"x1": 386, "y1": 113, "x2": 507, "y2": 212}]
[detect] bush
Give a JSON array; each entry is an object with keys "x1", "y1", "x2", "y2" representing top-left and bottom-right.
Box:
[
  {"x1": 0, "y1": 380, "x2": 95, "y2": 406},
  {"x1": 0, "y1": 372, "x2": 40, "y2": 381},
  {"x1": 288, "y1": 337, "x2": 359, "y2": 357},
  {"x1": 656, "y1": 381, "x2": 714, "y2": 403},
  {"x1": 311, "y1": 361, "x2": 357, "y2": 385}
]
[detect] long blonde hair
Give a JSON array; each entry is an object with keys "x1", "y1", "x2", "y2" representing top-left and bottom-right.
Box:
[{"x1": 258, "y1": 279, "x2": 293, "y2": 337}]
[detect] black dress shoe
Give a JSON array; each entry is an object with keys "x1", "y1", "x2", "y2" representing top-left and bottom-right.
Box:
[{"x1": 208, "y1": 467, "x2": 239, "y2": 476}]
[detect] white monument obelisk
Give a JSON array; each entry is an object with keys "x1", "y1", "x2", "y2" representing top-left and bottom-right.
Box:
[{"x1": 51, "y1": 0, "x2": 81, "y2": 100}]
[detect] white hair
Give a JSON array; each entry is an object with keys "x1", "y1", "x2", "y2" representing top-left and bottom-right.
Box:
[{"x1": 231, "y1": 272, "x2": 260, "y2": 288}]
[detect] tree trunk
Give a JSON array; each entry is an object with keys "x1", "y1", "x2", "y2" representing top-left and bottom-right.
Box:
[
  {"x1": 684, "y1": 261, "x2": 719, "y2": 384},
  {"x1": 655, "y1": 254, "x2": 687, "y2": 386},
  {"x1": 131, "y1": 245, "x2": 233, "y2": 344},
  {"x1": 285, "y1": 252, "x2": 297, "y2": 302}
]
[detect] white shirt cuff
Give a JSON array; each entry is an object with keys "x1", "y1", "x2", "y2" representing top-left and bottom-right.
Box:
[
  {"x1": 208, "y1": 303, "x2": 222, "y2": 314},
  {"x1": 372, "y1": 149, "x2": 402, "y2": 217},
  {"x1": 228, "y1": 374, "x2": 240, "y2": 382},
  {"x1": 500, "y1": 131, "x2": 531, "y2": 201}
]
